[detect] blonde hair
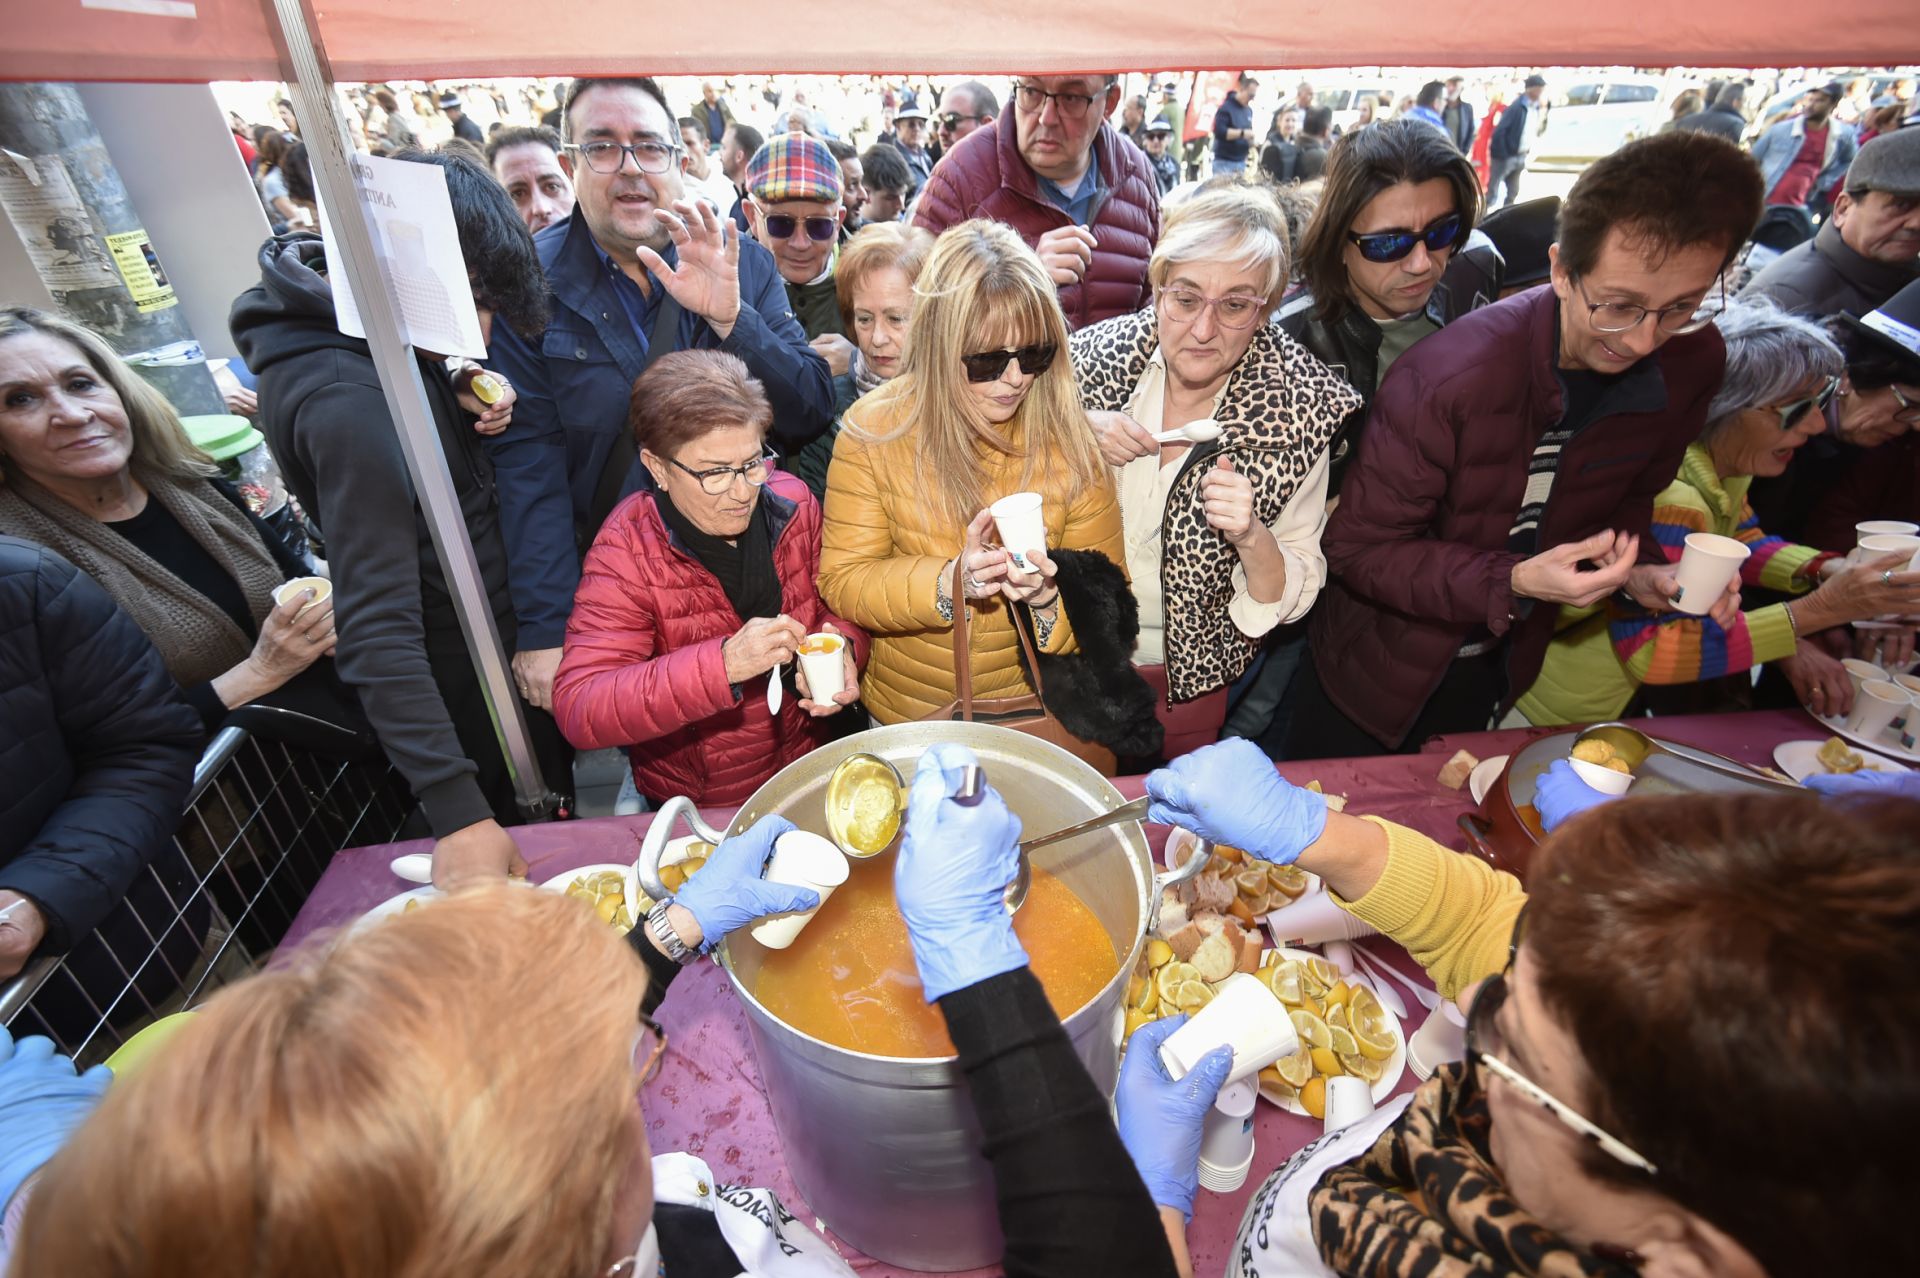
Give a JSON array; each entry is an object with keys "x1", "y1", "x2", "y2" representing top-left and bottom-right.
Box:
[
  {"x1": 848, "y1": 220, "x2": 1106, "y2": 527},
  {"x1": 0, "y1": 307, "x2": 217, "y2": 485},
  {"x1": 1148, "y1": 183, "x2": 1291, "y2": 308},
  {"x1": 834, "y1": 221, "x2": 935, "y2": 332},
  {"x1": 11, "y1": 885, "x2": 649, "y2": 1278}
]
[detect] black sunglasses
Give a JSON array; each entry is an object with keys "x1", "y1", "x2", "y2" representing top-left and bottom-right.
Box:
[
  {"x1": 939, "y1": 112, "x2": 985, "y2": 130},
  {"x1": 1769, "y1": 374, "x2": 1842, "y2": 431},
  {"x1": 961, "y1": 343, "x2": 1058, "y2": 384},
  {"x1": 1347, "y1": 212, "x2": 1463, "y2": 264},
  {"x1": 762, "y1": 212, "x2": 838, "y2": 243}
]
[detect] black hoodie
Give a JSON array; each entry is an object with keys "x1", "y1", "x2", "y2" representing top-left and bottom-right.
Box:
[{"x1": 230, "y1": 234, "x2": 514, "y2": 836}]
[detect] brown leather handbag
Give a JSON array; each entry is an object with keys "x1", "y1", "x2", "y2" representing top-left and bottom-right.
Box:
[{"x1": 920, "y1": 559, "x2": 1119, "y2": 776}]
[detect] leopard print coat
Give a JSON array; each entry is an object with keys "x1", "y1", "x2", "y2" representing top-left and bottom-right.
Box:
[{"x1": 1071, "y1": 308, "x2": 1362, "y2": 702}]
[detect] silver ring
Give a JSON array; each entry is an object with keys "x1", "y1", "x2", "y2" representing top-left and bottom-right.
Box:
[
  {"x1": 1885, "y1": 569, "x2": 1896, "y2": 586},
  {"x1": 966, "y1": 575, "x2": 984, "y2": 593}
]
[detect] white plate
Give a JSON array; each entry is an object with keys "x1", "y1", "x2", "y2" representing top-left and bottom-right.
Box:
[
  {"x1": 1467, "y1": 755, "x2": 1510, "y2": 806},
  {"x1": 1256, "y1": 946, "x2": 1406, "y2": 1117},
  {"x1": 1773, "y1": 738, "x2": 1912, "y2": 782},
  {"x1": 354, "y1": 884, "x2": 442, "y2": 932},
  {"x1": 1801, "y1": 707, "x2": 1920, "y2": 764}
]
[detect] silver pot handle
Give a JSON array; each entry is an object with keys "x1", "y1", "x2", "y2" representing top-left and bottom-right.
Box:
[
  {"x1": 1148, "y1": 833, "x2": 1214, "y2": 933},
  {"x1": 634, "y1": 795, "x2": 727, "y2": 901}
]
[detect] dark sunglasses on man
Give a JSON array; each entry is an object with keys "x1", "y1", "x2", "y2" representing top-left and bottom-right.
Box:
[
  {"x1": 1346, "y1": 212, "x2": 1463, "y2": 264},
  {"x1": 1770, "y1": 374, "x2": 1842, "y2": 431},
  {"x1": 757, "y1": 207, "x2": 839, "y2": 243},
  {"x1": 939, "y1": 112, "x2": 985, "y2": 132},
  {"x1": 961, "y1": 343, "x2": 1058, "y2": 384}
]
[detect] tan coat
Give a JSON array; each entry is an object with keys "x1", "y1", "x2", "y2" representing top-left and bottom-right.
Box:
[{"x1": 819, "y1": 393, "x2": 1126, "y2": 724}]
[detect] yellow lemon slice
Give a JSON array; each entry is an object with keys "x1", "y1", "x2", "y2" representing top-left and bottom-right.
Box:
[
  {"x1": 1299, "y1": 1076, "x2": 1327, "y2": 1120},
  {"x1": 1275, "y1": 1046, "x2": 1314, "y2": 1088},
  {"x1": 1308, "y1": 1046, "x2": 1346, "y2": 1077},
  {"x1": 1290, "y1": 1009, "x2": 1331, "y2": 1050}
]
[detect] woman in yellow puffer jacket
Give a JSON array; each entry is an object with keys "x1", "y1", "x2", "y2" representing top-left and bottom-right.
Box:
[{"x1": 819, "y1": 220, "x2": 1124, "y2": 725}]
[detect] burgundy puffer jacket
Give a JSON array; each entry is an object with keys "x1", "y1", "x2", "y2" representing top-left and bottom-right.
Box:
[
  {"x1": 1310, "y1": 285, "x2": 1726, "y2": 748},
  {"x1": 913, "y1": 119, "x2": 1160, "y2": 329},
  {"x1": 553, "y1": 470, "x2": 868, "y2": 804}
]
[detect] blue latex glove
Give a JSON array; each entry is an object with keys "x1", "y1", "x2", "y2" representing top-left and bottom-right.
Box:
[
  {"x1": 675, "y1": 814, "x2": 821, "y2": 954},
  {"x1": 1805, "y1": 770, "x2": 1920, "y2": 800},
  {"x1": 1145, "y1": 738, "x2": 1327, "y2": 864},
  {"x1": 895, "y1": 743, "x2": 1029, "y2": 1002},
  {"x1": 1533, "y1": 759, "x2": 1622, "y2": 833},
  {"x1": 1116, "y1": 1015, "x2": 1234, "y2": 1220},
  {"x1": 0, "y1": 1027, "x2": 112, "y2": 1211}
]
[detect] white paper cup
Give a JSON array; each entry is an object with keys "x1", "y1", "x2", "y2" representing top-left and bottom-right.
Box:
[
  {"x1": 1856, "y1": 520, "x2": 1919, "y2": 548},
  {"x1": 1843, "y1": 657, "x2": 1888, "y2": 699},
  {"x1": 1406, "y1": 1000, "x2": 1469, "y2": 1081},
  {"x1": 1844, "y1": 679, "x2": 1908, "y2": 741},
  {"x1": 1159, "y1": 971, "x2": 1298, "y2": 1086},
  {"x1": 1196, "y1": 1076, "x2": 1258, "y2": 1192},
  {"x1": 796, "y1": 632, "x2": 847, "y2": 702},
  {"x1": 1322, "y1": 1074, "x2": 1378, "y2": 1135},
  {"x1": 1265, "y1": 891, "x2": 1380, "y2": 945},
  {"x1": 1671, "y1": 533, "x2": 1751, "y2": 616},
  {"x1": 747, "y1": 831, "x2": 851, "y2": 950},
  {"x1": 990, "y1": 492, "x2": 1047, "y2": 573},
  {"x1": 1567, "y1": 757, "x2": 1633, "y2": 795},
  {"x1": 273, "y1": 575, "x2": 332, "y2": 615},
  {"x1": 1858, "y1": 534, "x2": 1920, "y2": 573}
]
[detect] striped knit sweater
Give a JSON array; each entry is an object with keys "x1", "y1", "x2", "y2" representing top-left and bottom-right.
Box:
[{"x1": 1515, "y1": 444, "x2": 1835, "y2": 725}]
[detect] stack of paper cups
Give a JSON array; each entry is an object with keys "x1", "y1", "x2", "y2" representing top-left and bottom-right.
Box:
[
  {"x1": 1845, "y1": 680, "x2": 1909, "y2": 743},
  {"x1": 1857, "y1": 533, "x2": 1920, "y2": 573},
  {"x1": 1406, "y1": 1000, "x2": 1469, "y2": 1081},
  {"x1": 1196, "y1": 1077, "x2": 1258, "y2": 1193},
  {"x1": 1266, "y1": 891, "x2": 1379, "y2": 945},
  {"x1": 1159, "y1": 972, "x2": 1299, "y2": 1086},
  {"x1": 748, "y1": 831, "x2": 850, "y2": 949}
]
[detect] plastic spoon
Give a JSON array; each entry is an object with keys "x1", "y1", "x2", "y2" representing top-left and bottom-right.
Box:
[
  {"x1": 390, "y1": 853, "x2": 434, "y2": 884},
  {"x1": 1327, "y1": 941, "x2": 1408, "y2": 1020},
  {"x1": 766, "y1": 666, "x2": 783, "y2": 715},
  {"x1": 1150, "y1": 419, "x2": 1224, "y2": 445},
  {"x1": 1353, "y1": 943, "x2": 1441, "y2": 1011}
]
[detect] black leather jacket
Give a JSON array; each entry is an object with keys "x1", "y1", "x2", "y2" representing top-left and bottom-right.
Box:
[{"x1": 1275, "y1": 230, "x2": 1503, "y2": 495}]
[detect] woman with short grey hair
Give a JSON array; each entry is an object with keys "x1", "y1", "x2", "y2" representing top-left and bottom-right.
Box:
[
  {"x1": 1071, "y1": 183, "x2": 1362, "y2": 754},
  {"x1": 1516, "y1": 298, "x2": 1920, "y2": 724}
]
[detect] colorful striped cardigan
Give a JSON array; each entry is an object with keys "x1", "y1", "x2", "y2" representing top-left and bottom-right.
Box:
[{"x1": 1515, "y1": 444, "x2": 1835, "y2": 725}]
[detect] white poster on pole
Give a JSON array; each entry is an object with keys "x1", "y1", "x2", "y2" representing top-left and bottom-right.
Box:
[{"x1": 316, "y1": 153, "x2": 484, "y2": 359}]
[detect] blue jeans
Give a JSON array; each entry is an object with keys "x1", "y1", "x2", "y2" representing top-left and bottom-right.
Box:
[{"x1": 1212, "y1": 157, "x2": 1247, "y2": 176}]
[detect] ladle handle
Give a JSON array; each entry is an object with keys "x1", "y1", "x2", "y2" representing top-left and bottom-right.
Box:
[
  {"x1": 1148, "y1": 833, "x2": 1215, "y2": 933},
  {"x1": 635, "y1": 795, "x2": 727, "y2": 902}
]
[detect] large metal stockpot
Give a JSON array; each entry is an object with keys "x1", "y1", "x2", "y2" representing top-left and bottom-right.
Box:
[{"x1": 637, "y1": 722, "x2": 1207, "y2": 1272}]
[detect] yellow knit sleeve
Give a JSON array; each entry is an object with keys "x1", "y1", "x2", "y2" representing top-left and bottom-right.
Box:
[{"x1": 1328, "y1": 817, "x2": 1526, "y2": 1001}]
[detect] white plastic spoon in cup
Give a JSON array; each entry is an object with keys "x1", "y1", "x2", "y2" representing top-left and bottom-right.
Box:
[{"x1": 1150, "y1": 419, "x2": 1224, "y2": 445}]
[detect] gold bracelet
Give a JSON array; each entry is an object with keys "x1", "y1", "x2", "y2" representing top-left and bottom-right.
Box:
[{"x1": 1783, "y1": 600, "x2": 1798, "y2": 638}]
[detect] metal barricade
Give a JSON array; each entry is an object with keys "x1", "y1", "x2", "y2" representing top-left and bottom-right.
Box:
[{"x1": 0, "y1": 727, "x2": 411, "y2": 1066}]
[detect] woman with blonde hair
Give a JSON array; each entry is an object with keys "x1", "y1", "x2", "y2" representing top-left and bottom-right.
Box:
[
  {"x1": 819, "y1": 221, "x2": 1148, "y2": 756},
  {"x1": 1074, "y1": 184, "x2": 1359, "y2": 754},
  {"x1": 790, "y1": 220, "x2": 935, "y2": 496},
  {"x1": 0, "y1": 307, "x2": 343, "y2": 737}
]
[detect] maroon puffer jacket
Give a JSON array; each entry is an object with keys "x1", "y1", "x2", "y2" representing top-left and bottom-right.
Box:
[
  {"x1": 913, "y1": 119, "x2": 1159, "y2": 329},
  {"x1": 1310, "y1": 285, "x2": 1726, "y2": 748},
  {"x1": 553, "y1": 470, "x2": 868, "y2": 804}
]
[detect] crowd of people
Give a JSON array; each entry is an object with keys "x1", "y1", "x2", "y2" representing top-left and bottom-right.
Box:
[{"x1": 3, "y1": 60, "x2": 1920, "y2": 1278}]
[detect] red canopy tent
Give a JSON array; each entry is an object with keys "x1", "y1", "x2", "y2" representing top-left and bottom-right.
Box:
[{"x1": 4, "y1": 0, "x2": 1918, "y2": 84}]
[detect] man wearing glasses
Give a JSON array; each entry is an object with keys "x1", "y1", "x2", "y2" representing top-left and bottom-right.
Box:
[
  {"x1": 935, "y1": 81, "x2": 999, "y2": 153},
  {"x1": 914, "y1": 74, "x2": 1162, "y2": 329},
  {"x1": 485, "y1": 77, "x2": 834, "y2": 708},
  {"x1": 741, "y1": 133, "x2": 848, "y2": 350},
  {"x1": 1288, "y1": 131, "x2": 1764, "y2": 757}
]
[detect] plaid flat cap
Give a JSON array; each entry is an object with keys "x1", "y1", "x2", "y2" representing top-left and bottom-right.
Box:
[{"x1": 746, "y1": 132, "x2": 843, "y2": 204}]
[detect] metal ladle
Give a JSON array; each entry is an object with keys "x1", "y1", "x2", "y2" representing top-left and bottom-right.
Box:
[{"x1": 1573, "y1": 721, "x2": 1803, "y2": 794}]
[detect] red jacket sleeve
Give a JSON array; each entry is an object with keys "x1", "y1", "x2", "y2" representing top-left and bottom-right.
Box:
[
  {"x1": 552, "y1": 524, "x2": 740, "y2": 749},
  {"x1": 1322, "y1": 362, "x2": 1525, "y2": 634},
  {"x1": 912, "y1": 159, "x2": 970, "y2": 237}
]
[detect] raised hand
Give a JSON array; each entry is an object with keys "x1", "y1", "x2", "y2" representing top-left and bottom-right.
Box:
[{"x1": 636, "y1": 199, "x2": 743, "y2": 338}]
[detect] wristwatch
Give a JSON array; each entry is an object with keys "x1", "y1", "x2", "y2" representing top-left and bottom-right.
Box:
[{"x1": 647, "y1": 900, "x2": 697, "y2": 965}]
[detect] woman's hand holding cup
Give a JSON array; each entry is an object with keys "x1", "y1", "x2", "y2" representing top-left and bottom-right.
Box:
[
  {"x1": 999, "y1": 545, "x2": 1059, "y2": 607},
  {"x1": 953, "y1": 509, "x2": 1010, "y2": 602},
  {"x1": 249, "y1": 587, "x2": 335, "y2": 686},
  {"x1": 795, "y1": 621, "x2": 860, "y2": 716},
  {"x1": 721, "y1": 614, "x2": 803, "y2": 684}
]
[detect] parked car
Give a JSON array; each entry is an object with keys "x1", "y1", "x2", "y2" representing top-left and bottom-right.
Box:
[
  {"x1": 1528, "y1": 76, "x2": 1666, "y2": 172},
  {"x1": 1311, "y1": 81, "x2": 1393, "y2": 134}
]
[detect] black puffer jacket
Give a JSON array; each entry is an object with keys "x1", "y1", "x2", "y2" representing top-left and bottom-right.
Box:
[{"x1": 0, "y1": 537, "x2": 200, "y2": 951}]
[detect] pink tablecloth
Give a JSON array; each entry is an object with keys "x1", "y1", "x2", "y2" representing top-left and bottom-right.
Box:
[{"x1": 277, "y1": 709, "x2": 1819, "y2": 1276}]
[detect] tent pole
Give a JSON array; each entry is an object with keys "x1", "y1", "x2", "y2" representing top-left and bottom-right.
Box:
[{"x1": 264, "y1": 0, "x2": 557, "y2": 819}]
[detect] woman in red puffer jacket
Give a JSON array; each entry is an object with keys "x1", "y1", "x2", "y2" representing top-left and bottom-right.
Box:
[{"x1": 553, "y1": 350, "x2": 868, "y2": 806}]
